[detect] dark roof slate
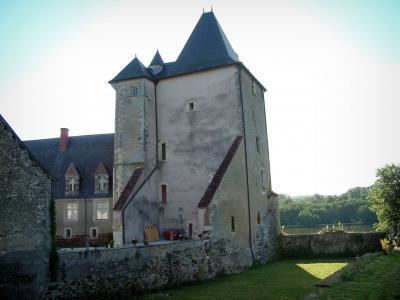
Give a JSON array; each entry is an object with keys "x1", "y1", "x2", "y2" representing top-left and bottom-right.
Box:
[
  {"x1": 113, "y1": 167, "x2": 144, "y2": 211},
  {"x1": 149, "y1": 50, "x2": 164, "y2": 66},
  {"x1": 24, "y1": 134, "x2": 114, "y2": 199},
  {"x1": 198, "y1": 136, "x2": 243, "y2": 208},
  {"x1": 110, "y1": 56, "x2": 153, "y2": 83},
  {"x1": 109, "y1": 12, "x2": 241, "y2": 84},
  {"x1": 0, "y1": 114, "x2": 51, "y2": 178}
]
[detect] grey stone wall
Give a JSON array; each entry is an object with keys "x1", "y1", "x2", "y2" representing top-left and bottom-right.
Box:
[
  {"x1": 0, "y1": 120, "x2": 52, "y2": 299},
  {"x1": 280, "y1": 232, "x2": 385, "y2": 258},
  {"x1": 44, "y1": 239, "x2": 252, "y2": 299}
]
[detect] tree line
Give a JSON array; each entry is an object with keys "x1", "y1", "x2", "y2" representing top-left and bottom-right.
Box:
[{"x1": 279, "y1": 187, "x2": 377, "y2": 226}]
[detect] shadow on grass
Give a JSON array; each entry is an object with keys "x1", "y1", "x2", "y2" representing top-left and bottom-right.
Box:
[{"x1": 138, "y1": 258, "x2": 351, "y2": 300}]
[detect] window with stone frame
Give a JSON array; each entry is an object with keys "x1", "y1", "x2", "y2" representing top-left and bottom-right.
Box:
[
  {"x1": 65, "y1": 163, "x2": 80, "y2": 195},
  {"x1": 66, "y1": 202, "x2": 78, "y2": 221},
  {"x1": 96, "y1": 200, "x2": 109, "y2": 220},
  {"x1": 94, "y1": 162, "x2": 109, "y2": 194}
]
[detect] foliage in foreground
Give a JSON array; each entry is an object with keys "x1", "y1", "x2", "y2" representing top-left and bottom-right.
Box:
[
  {"x1": 368, "y1": 163, "x2": 400, "y2": 238},
  {"x1": 279, "y1": 187, "x2": 377, "y2": 226}
]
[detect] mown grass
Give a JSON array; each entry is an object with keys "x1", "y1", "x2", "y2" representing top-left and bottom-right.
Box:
[
  {"x1": 139, "y1": 258, "x2": 349, "y2": 300},
  {"x1": 319, "y1": 251, "x2": 400, "y2": 300}
]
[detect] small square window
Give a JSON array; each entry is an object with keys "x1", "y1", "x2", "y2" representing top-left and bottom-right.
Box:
[
  {"x1": 65, "y1": 228, "x2": 72, "y2": 238},
  {"x1": 90, "y1": 227, "x2": 98, "y2": 239},
  {"x1": 231, "y1": 216, "x2": 235, "y2": 232},
  {"x1": 188, "y1": 102, "x2": 194, "y2": 111},
  {"x1": 131, "y1": 87, "x2": 139, "y2": 97}
]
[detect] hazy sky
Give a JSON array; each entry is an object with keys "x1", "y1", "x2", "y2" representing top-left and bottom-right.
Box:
[{"x1": 1, "y1": 0, "x2": 399, "y2": 196}]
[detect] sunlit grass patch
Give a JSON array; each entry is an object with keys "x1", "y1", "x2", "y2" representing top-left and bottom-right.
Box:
[
  {"x1": 140, "y1": 258, "x2": 351, "y2": 300},
  {"x1": 296, "y1": 262, "x2": 348, "y2": 279}
]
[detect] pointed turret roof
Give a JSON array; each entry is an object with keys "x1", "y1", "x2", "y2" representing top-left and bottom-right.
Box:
[
  {"x1": 109, "y1": 11, "x2": 245, "y2": 83},
  {"x1": 177, "y1": 11, "x2": 239, "y2": 68},
  {"x1": 149, "y1": 50, "x2": 164, "y2": 66},
  {"x1": 109, "y1": 56, "x2": 152, "y2": 83}
]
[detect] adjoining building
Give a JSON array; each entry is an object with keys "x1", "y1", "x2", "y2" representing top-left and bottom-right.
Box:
[
  {"x1": 0, "y1": 114, "x2": 52, "y2": 299},
  {"x1": 25, "y1": 130, "x2": 114, "y2": 246}
]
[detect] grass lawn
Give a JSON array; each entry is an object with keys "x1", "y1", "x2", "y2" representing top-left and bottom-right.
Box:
[
  {"x1": 318, "y1": 252, "x2": 400, "y2": 300},
  {"x1": 139, "y1": 258, "x2": 350, "y2": 300}
]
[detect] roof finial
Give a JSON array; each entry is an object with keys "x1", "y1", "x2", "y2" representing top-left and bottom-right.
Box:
[
  {"x1": 211, "y1": 6, "x2": 213, "y2": 12},
  {"x1": 135, "y1": 53, "x2": 137, "y2": 58},
  {"x1": 203, "y1": 8, "x2": 204, "y2": 13}
]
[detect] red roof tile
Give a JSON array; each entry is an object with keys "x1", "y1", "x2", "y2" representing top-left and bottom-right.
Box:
[{"x1": 113, "y1": 167, "x2": 144, "y2": 211}]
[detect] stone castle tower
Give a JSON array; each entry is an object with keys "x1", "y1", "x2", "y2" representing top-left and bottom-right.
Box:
[{"x1": 110, "y1": 11, "x2": 279, "y2": 250}]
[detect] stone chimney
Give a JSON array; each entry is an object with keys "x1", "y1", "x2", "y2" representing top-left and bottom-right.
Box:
[{"x1": 60, "y1": 128, "x2": 69, "y2": 151}]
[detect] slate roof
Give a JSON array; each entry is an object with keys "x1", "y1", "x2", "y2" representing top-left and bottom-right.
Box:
[
  {"x1": 149, "y1": 50, "x2": 164, "y2": 66},
  {"x1": 24, "y1": 134, "x2": 114, "y2": 199},
  {"x1": 110, "y1": 56, "x2": 153, "y2": 83},
  {"x1": 109, "y1": 11, "x2": 240, "y2": 84},
  {"x1": 198, "y1": 136, "x2": 243, "y2": 208},
  {"x1": 0, "y1": 114, "x2": 52, "y2": 178},
  {"x1": 113, "y1": 167, "x2": 144, "y2": 211}
]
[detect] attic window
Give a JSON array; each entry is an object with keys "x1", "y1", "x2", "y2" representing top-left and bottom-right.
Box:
[
  {"x1": 252, "y1": 81, "x2": 257, "y2": 96},
  {"x1": 65, "y1": 163, "x2": 80, "y2": 195},
  {"x1": 95, "y1": 163, "x2": 109, "y2": 194}
]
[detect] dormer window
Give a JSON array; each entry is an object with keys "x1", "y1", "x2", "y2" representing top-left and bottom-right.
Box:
[
  {"x1": 95, "y1": 162, "x2": 109, "y2": 194},
  {"x1": 65, "y1": 163, "x2": 80, "y2": 195}
]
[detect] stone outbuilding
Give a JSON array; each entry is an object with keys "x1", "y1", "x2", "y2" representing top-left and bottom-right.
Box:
[{"x1": 0, "y1": 114, "x2": 52, "y2": 299}]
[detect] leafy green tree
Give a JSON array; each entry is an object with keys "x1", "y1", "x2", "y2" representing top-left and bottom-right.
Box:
[{"x1": 368, "y1": 163, "x2": 400, "y2": 234}]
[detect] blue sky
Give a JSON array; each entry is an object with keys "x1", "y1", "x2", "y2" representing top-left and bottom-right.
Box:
[{"x1": 1, "y1": 0, "x2": 399, "y2": 195}]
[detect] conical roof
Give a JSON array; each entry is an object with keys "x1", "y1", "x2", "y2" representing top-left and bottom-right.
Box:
[
  {"x1": 109, "y1": 56, "x2": 152, "y2": 83},
  {"x1": 176, "y1": 11, "x2": 239, "y2": 68},
  {"x1": 149, "y1": 50, "x2": 164, "y2": 66}
]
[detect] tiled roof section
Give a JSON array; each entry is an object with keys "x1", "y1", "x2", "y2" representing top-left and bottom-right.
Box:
[
  {"x1": 113, "y1": 167, "x2": 144, "y2": 211},
  {"x1": 24, "y1": 133, "x2": 114, "y2": 199},
  {"x1": 150, "y1": 50, "x2": 164, "y2": 66},
  {"x1": 110, "y1": 56, "x2": 153, "y2": 83},
  {"x1": 198, "y1": 136, "x2": 243, "y2": 208},
  {"x1": 109, "y1": 12, "x2": 241, "y2": 84},
  {"x1": 0, "y1": 114, "x2": 51, "y2": 178}
]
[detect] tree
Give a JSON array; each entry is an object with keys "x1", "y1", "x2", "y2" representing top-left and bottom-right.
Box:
[{"x1": 368, "y1": 163, "x2": 400, "y2": 235}]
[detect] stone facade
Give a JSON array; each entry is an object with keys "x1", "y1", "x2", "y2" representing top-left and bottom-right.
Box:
[{"x1": 0, "y1": 115, "x2": 52, "y2": 299}]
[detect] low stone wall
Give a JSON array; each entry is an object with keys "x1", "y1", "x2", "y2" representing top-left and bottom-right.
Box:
[
  {"x1": 280, "y1": 232, "x2": 385, "y2": 258},
  {"x1": 45, "y1": 239, "x2": 252, "y2": 299},
  {"x1": 0, "y1": 250, "x2": 49, "y2": 300}
]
